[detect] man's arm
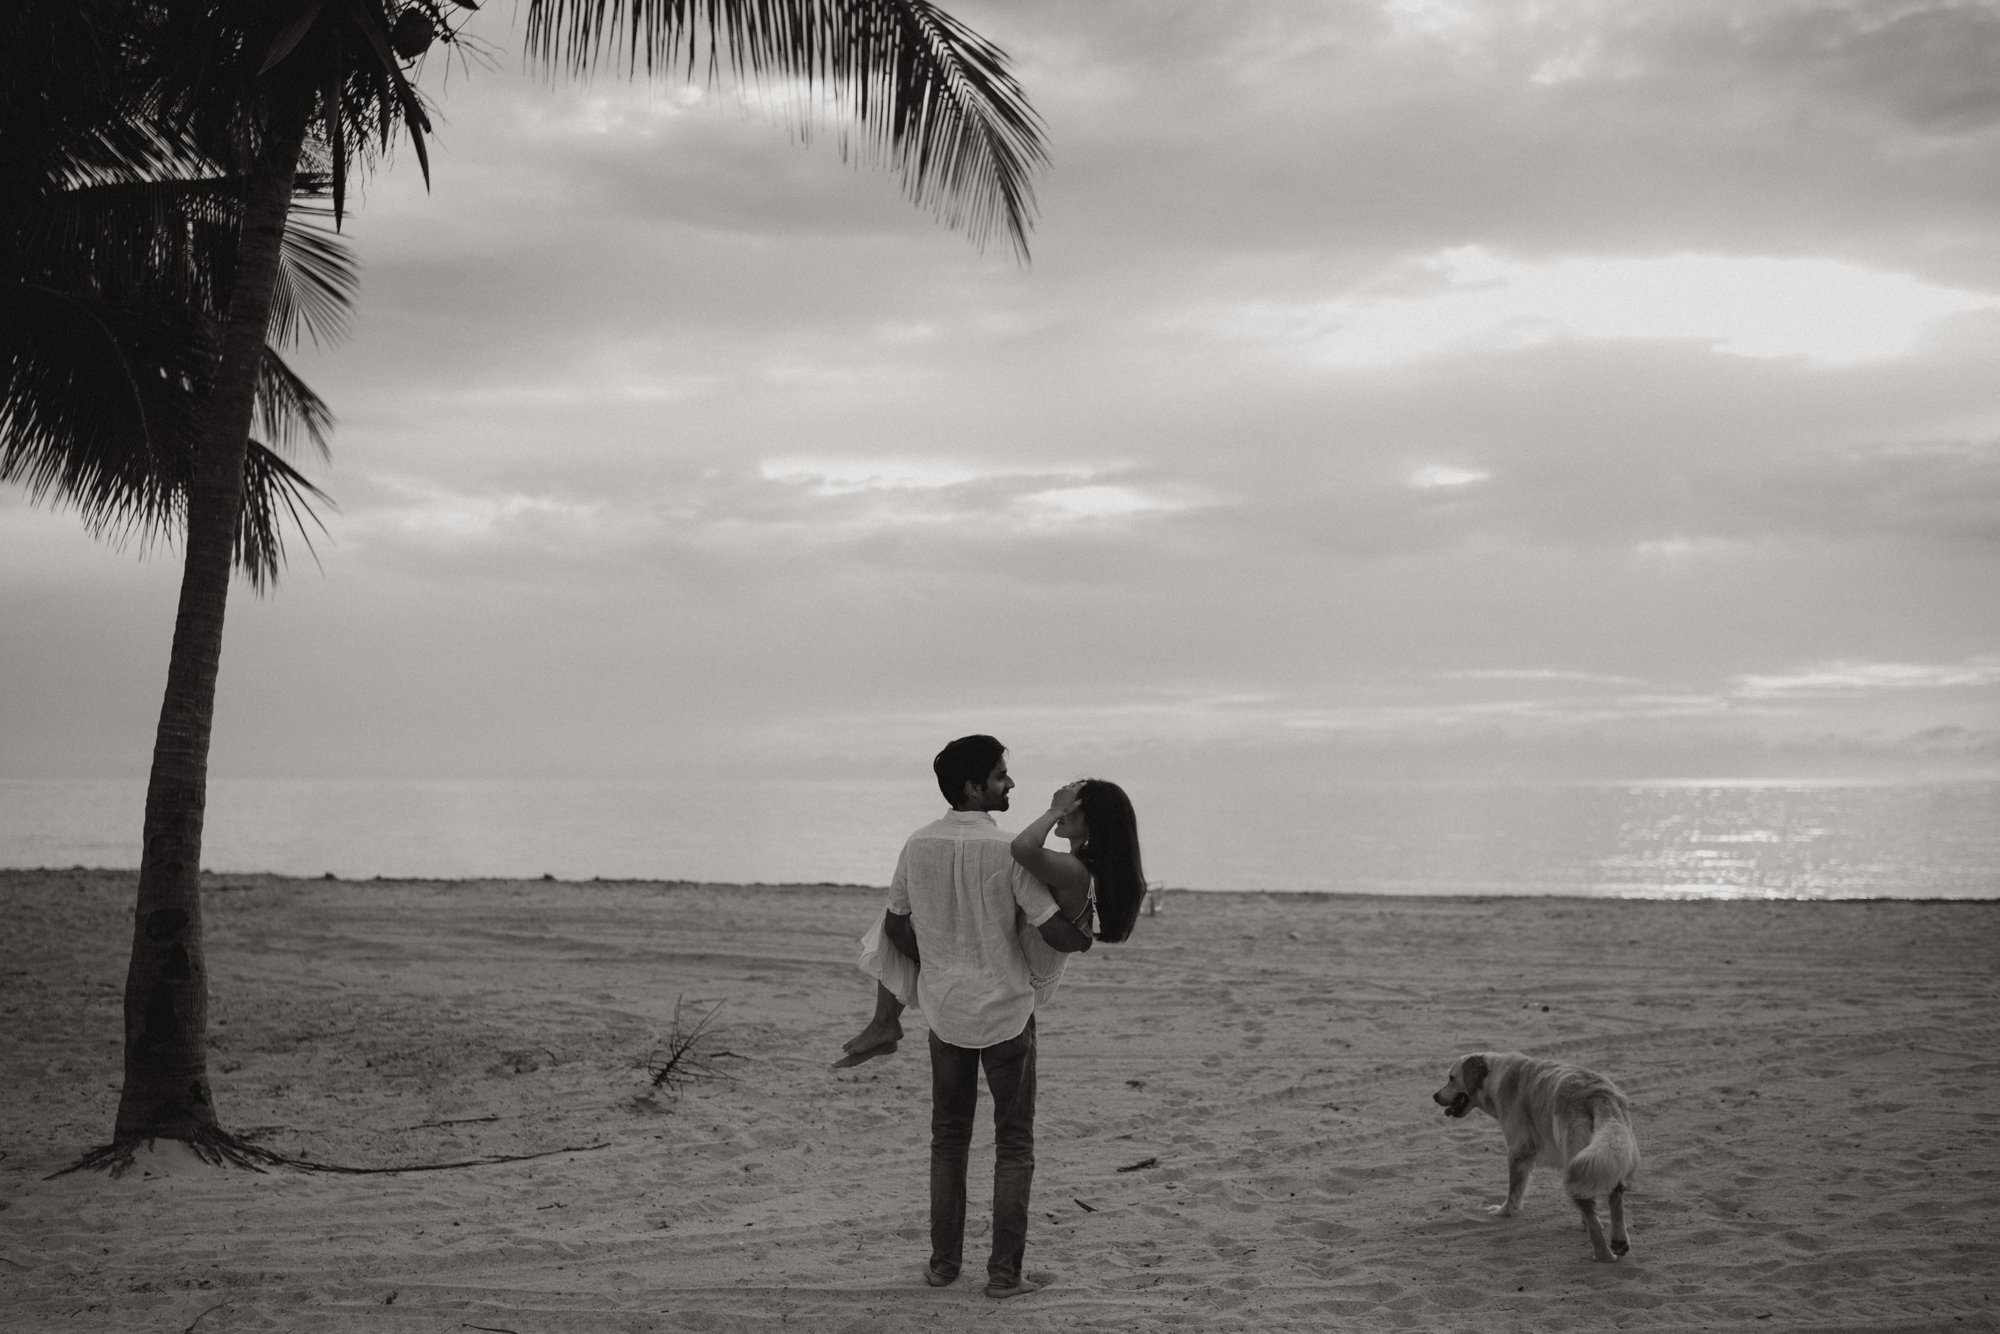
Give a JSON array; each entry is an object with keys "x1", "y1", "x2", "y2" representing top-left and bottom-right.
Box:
[
  {"x1": 1009, "y1": 859, "x2": 1092, "y2": 954},
  {"x1": 882, "y1": 839, "x2": 919, "y2": 963},
  {"x1": 1035, "y1": 911, "x2": 1093, "y2": 954},
  {"x1": 883, "y1": 908, "x2": 920, "y2": 965}
]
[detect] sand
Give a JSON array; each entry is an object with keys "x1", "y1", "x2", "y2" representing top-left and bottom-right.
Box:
[{"x1": 2, "y1": 868, "x2": 1996, "y2": 1332}]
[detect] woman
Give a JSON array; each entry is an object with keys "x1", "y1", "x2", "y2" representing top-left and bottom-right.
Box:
[
  {"x1": 1010, "y1": 778, "x2": 1147, "y2": 953},
  {"x1": 835, "y1": 779, "x2": 1147, "y2": 1067}
]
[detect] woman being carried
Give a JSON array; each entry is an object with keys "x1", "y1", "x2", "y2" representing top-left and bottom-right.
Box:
[{"x1": 835, "y1": 779, "x2": 1147, "y2": 1067}]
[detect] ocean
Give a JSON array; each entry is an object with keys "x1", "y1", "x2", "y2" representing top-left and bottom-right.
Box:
[{"x1": 3, "y1": 776, "x2": 1997, "y2": 899}]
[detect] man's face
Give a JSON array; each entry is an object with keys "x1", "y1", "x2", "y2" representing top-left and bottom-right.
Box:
[{"x1": 965, "y1": 759, "x2": 1014, "y2": 812}]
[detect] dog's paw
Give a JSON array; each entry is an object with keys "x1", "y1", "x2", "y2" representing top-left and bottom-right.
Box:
[
  {"x1": 1611, "y1": 1237, "x2": 1630, "y2": 1258},
  {"x1": 1485, "y1": 1203, "x2": 1515, "y2": 1217}
]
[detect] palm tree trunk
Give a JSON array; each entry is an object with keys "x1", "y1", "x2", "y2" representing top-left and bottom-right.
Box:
[{"x1": 113, "y1": 107, "x2": 307, "y2": 1144}]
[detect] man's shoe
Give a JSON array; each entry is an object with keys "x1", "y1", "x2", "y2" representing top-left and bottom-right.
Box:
[
  {"x1": 924, "y1": 1262, "x2": 959, "y2": 1287},
  {"x1": 983, "y1": 1275, "x2": 1042, "y2": 1299}
]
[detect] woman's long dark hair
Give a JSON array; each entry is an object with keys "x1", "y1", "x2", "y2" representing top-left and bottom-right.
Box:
[{"x1": 1073, "y1": 779, "x2": 1145, "y2": 943}]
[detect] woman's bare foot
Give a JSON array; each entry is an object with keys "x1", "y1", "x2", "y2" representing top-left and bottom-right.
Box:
[
  {"x1": 832, "y1": 1015, "x2": 903, "y2": 1067},
  {"x1": 831, "y1": 1039, "x2": 898, "y2": 1068},
  {"x1": 841, "y1": 1014, "x2": 902, "y2": 1052},
  {"x1": 833, "y1": 984, "x2": 907, "y2": 1066}
]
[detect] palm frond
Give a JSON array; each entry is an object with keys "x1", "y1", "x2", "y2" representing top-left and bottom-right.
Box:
[
  {"x1": 0, "y1": 282, "x2": 185, "y2": 538},
  {"x1": 3, "y1": 276, "x2": 335, "y2": 587},
  {"x1": 325, "y1": 0, "x2": 433, "y2": 186},
  {"x1": 520, "y1": 0, "x2": 1045, "y2": 258},
  {"x1": 260, "y1": 1, "x2": 330, "y2": 76},
  {"x1": 4, "y1": 182, "x2": 342, "y2": 587},
  {"x1": 255, "y1": 345, "x2": 335, "y2": 461},
  {"x1": 237, "y1": 437, "x2": 332, "y2": 591},
  {"x1": 269, "y1": 209, "x2": 358, "y2": 349},
  {"x1": 142, "y1": 0, "x2": 432, "y2": 213},
  {"x1": 0, "y1": 0, "x2": 201, "y2": 190},
  {"x1": 19, "y1": 178, "x2": 239, "y2": 316}
]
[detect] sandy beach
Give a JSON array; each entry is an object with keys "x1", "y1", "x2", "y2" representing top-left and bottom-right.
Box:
[{"x1": 2, "y1": 868, "x2": 1996, "y2": 1332}]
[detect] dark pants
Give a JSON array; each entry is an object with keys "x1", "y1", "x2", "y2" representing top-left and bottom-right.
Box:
[{"x1": 928, "y1": 1016, "x2": 1036, "y2": 1285}]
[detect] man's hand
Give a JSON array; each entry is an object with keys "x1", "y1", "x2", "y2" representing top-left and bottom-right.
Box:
[{"x1": 1036, "y1": 910, "x2": 1093, "y2": 954}]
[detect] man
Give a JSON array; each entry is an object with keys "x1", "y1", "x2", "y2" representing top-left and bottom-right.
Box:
[{"x1": 868, "y1": 735, "x2": 1091, "y2": 1298}]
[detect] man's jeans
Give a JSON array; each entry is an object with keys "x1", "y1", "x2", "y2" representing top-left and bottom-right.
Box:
[{"x1": 928, "y1": 1017, "x2": 1036, "y2": 1285}]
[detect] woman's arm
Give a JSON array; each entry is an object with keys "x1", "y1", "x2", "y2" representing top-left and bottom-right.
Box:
[{"x1": 1011, "y1": 786, "x2": 1091, "y2": 919}]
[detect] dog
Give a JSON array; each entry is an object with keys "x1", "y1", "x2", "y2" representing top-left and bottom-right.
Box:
[{"x1": 1432, "y1": 1052, "x2": 1640, "y2": 1262}]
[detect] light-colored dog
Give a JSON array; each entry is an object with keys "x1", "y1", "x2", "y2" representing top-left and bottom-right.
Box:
[{"x1": 1432, "y1": 1052, "x2": 1640, "y2": 1262}]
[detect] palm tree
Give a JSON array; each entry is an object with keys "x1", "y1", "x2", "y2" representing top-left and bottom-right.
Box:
[
  {"x1": 5, "y1": 5, "x2": 359, "y2": 1167},
  {"x1": 20, "y1": 0, "x2": 1044, "y2": 1162}
]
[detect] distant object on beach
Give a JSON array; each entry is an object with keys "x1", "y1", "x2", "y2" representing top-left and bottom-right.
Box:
[{"x1": 1145, "y1": 881, "x2": 1167, "y2": 916}]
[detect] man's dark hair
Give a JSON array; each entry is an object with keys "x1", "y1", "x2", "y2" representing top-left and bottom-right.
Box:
[{"x1": 934, "y1": 734, "x2": 1005, "y2": 806}]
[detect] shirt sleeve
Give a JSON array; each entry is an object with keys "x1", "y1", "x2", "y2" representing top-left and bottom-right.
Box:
[
  {"x1": 1010, "y1": 861, "x2": 1060, "y2": 927},
  {"x1": 887, "y1": 840, "x2": 913, "y2": 916}
]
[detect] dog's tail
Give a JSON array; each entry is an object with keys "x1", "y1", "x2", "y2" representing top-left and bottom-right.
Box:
[{"x1": 1566, "y1": 1099, "x2": 1640, "y2": 1200}]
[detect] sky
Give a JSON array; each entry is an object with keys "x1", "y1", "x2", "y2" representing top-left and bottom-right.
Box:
[{"x1": 6, "y1": 0, "x2": 2000, "y2": 804}]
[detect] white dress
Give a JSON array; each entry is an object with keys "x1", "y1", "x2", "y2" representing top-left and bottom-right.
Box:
[{"x1": 858, "y1": 883, "x2": 1093, "y2": 1012}]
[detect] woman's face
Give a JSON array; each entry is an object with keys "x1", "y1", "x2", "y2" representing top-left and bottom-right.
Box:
[{"x1": 1056, "y1": 793, "x2": 1089, "y2": 843}]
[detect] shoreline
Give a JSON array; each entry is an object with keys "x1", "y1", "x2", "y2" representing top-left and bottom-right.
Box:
[
  {"x1": 4, "y1": 869, "x2": 1996, "y2": 1331},
  {"x1": 10, "y1": 866, "x2": 2000, "y2": 902}
]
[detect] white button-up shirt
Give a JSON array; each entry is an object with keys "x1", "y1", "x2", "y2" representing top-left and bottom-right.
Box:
[{"x1": 888, "y1": 810, "x2": 1061, "y2": 1049}]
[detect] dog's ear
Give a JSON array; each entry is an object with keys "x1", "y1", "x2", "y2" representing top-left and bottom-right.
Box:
[{"x1": 1461, "y1": 1054, "x2": 1488, "y2": 1093}]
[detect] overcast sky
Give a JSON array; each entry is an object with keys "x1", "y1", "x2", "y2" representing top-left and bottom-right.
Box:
[{"x1": 5, "y1": 0, "x2": 1998, "y2": 794}]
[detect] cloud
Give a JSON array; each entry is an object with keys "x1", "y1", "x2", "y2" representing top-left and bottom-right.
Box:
[
  {"x1": 1735, "y1": 657, "x2": 2000, "y2": 700},
  {"x1": 1440, "y1": 669, "x2": 1648, "y2": 686},
  {"x1": 337, "y1": 475, "x2": 623, "y2": 565},
  {"x1": 759, "y1": 457, "x2": 1094, "y2": 495},
  {"x1": 990, "y1": 0, "x2": 2000, "y2": 277},
  {"x1": 1214, "y1": 248, "x2": 2000, "y2": 369},
  {"x1": 1013, "y1": 483, "x2": 1204, "y2": 525},
  {"x1": 1682, "y1": 1, "x2": 2000, "y2": 137},
  {"x1": 1409, "y1": 465, "x2": 1489, "y2": 489},
  {"x1": 12, "y1": 0, "x2": 2000, "y2": 790},
  {"x1": 754, "y1": 456, "x2": 1214, "y2": 538}
]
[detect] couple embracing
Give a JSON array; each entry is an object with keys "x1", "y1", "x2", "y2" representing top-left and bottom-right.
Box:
[{"x1": 833, "y1": 734, "x2": 1147, "y2": 1299}]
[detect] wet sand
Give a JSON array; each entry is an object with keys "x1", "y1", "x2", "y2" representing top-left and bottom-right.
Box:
[{"x1": 2, "y1": 868, "x2": 1996, "y2": 1331}]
